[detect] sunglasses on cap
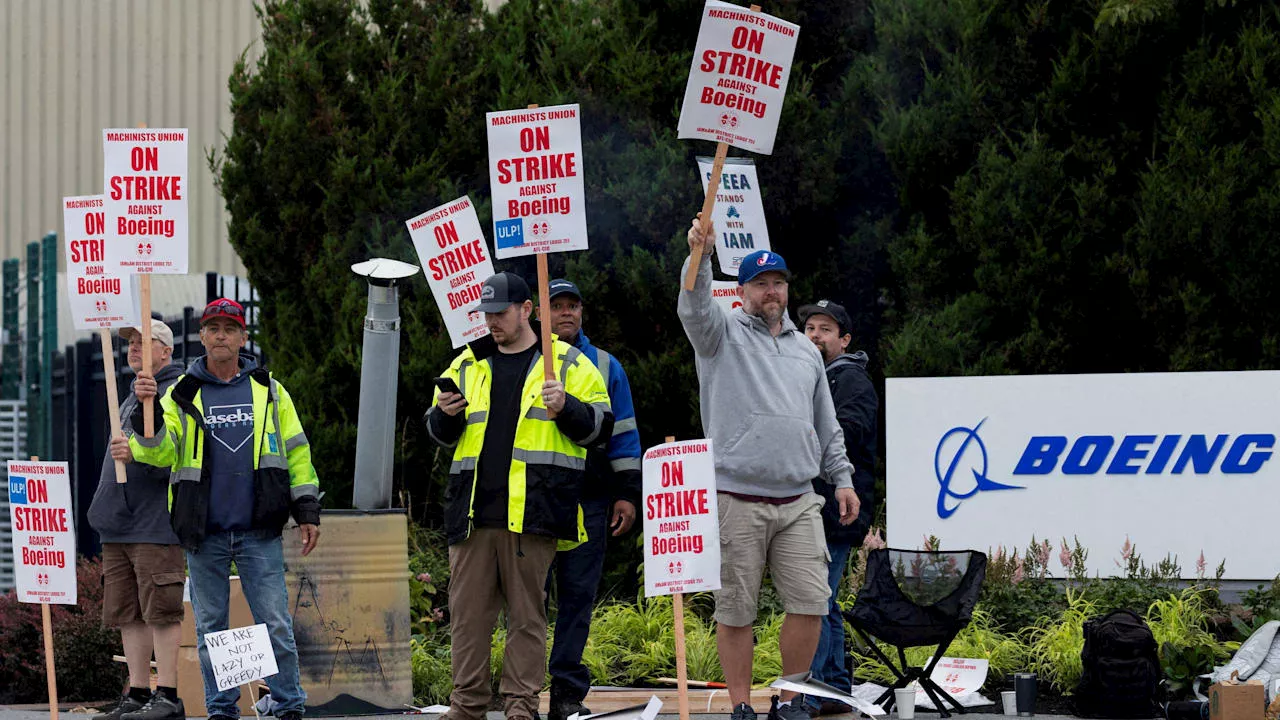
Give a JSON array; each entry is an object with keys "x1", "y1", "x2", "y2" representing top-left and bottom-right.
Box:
[{"x1": 201, "y1": 301, "x2": 245, "y2": 322}]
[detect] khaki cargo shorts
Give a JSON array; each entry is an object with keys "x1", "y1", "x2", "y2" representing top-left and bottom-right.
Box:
[
  {"x1": 714, "y1": 492, "x2": 830, "y2": 627},
  {"x1": 102, "y1": 543, "x2": 186, "y2": 627}
]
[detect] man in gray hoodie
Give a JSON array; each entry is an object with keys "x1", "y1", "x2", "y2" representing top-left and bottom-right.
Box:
[
  {"x1": 679, "y1": 219, "x2": 859, "y2": 720},
  {"x1": 88, "y1": 318, "x2": 186, "y2": 720}
]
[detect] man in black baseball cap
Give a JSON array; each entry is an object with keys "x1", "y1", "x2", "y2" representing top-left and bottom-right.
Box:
[
  {"x1": 428, "y1": 270, "x2": 613, "y2": 720},
  {"x1": 796, "y1": 299, "x2": 879, "y2": 716}
]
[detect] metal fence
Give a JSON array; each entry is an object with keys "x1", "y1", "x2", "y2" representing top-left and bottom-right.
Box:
[{"x1": 0, "y1": 402, "x2": 27, "y2": 592}]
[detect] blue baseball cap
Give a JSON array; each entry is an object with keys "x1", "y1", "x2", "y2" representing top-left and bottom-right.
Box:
[
  {"x1": 737, "y1": 250, "x2": 791, "y2": 284},
  {"x1": 548, "y1": 278, "x2": 583, "y2": 302}
]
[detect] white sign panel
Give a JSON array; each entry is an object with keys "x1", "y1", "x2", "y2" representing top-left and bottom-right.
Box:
[
  {"x1": 697, "y1": 156, "x2": 770, "y2": 275},
  {"x1": 711, "y1": 280, "x2": 742, "y2": 315},
  {"x1": 919, "y1": 658, "x2": 988, "y2": 705},
  {"x1": 63, "y1": 195, "x2": 139, "y2": 330},
  {"x1": 103, "y1": 128, "x2": 189, "y2": 274},
  {"x1": 205, "y1": 624, "x2": 279, "y2": 691},
  {"x1": 677, "y1": 1, "x2": 799, "y2": 155},
  {"x1": 486, "y1": 104, "x2": 588, "y2": 259},
  {"x1": 643, "y1": 439, "x2": 720, "y2": 597},
  {"x1": 406, "y1": 196, "x2": 495, "y2": 348},
  {"x1": 7, "y1": 460, "x2": 77, "y2": 605},
  {"x1": 888, "y1": 372, "x2": 1280, "y2": 579}
]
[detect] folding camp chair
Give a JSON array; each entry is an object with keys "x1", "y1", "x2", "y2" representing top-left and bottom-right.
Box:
[{"x1": 842, "y1": 548, "x2": 987, "y2": 718}]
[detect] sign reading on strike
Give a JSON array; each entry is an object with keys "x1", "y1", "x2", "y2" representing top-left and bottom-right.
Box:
[
  {"x1": 205, "y1": 624, "x2": 279, "y2": 691},
  {"x1": 63, "y1": 195, "x2": 139, "y2": 330},
  {"x1": 103, "y1": 128, "x2": 189, "y2": 274},
  {"x1": 711, "y1": 280, "x2": 743, "y2": 315},
  {"x1": 696, "y1": 156, "x2": 770, "y2": 274},
  {"x1": 7, "y1": 460, "x2": 77, "y2": 605},
  {"x1": 486, "y1": 104, "x2": 588, "y2": 259},
  {"x1": 677, "y1": 1, "x2": 800, "y2": 155},
  {"x1": 643, "y1": 439, "x2": 720, "y2": 597},
  {"x1": 406, "y1": 196, "x2": 496, "y2": 348}
]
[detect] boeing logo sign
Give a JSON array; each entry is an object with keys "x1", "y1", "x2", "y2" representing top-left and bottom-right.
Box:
[
  {"x1": 934, "y1": 419, "x2": 1022, "y2": 519},
  {"x1": 933, "y1": 419, "x2": 1275, "y2": 519}
]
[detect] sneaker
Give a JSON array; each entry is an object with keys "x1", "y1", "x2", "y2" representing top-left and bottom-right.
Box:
[
  {"x1": 92, "y1": 695, "x2": 145, "y2": 720},
  {"x1": 731, "y1": 702, "x2": 757, "y2": 720},
  {"x1": 120, "y1": 692, "x2": 185, "y2": 720},
  {"x1": 767, "y1": 695, "x2": 811, "y2": 720},
  {"x1": 549, "y1": 700, "x2": 591, "y2": 720},
  {"x1": 815, "y1": 700, "x2": 852, "y2": 716}
]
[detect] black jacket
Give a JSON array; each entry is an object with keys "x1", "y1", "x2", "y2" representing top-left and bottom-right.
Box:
[{"x1": 812, "y1": 351, "x2": 878, "y2": 543}]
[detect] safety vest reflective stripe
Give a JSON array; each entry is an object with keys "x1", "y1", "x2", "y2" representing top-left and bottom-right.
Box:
[
  {"x1": 611, "y1": 457, "x2": 641, "y2": 473},
  {"x1": 450, "y1": 456, "x2": 479, "y2": 474},
  {"x1": 525, "y1": 407, "x2": 550, "y2": 421},
  {"x1": 426, "y1": 406, "x2": 459, "y2": 448},
  {"x1": 260, "y1": 454, "x2": 288, "y2": 470},
  {"x1": 511, "y1": 448, "x2": 586, "y2": 470},
  {"x1": 291, "y1": 482, "x2": 319, "y2": 500},
  {"x1": 458, "y1": 360, "x2": 473, "y2": 398},
  {"x1": 595, "y1": 349, "x2": 611, "y2": 389},
  {"x1": 285, "y1": 432, "x2": 309, "y2": 451},
  {"x1": 465, "y1": 411, "x2": 488, "y2": 425},
  {"x1": 173, "y1": 466, "x2": 201, "y2": 483},
  {"x1": 612, "y1": 417, "x2": 637, "y2": 435}
]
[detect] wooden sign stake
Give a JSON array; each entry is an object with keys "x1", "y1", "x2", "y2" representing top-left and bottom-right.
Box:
[
  {"x1": 30, "y1": 455, "x2": 59, "y2": 720},
  {"x1": 683, "y1": 4, "x2": 762, "y2": 292},
  {"x1": 136, "y1": 122, "x2": 154, "y2": 438},
  {"x1": 526, "y1": 104, "x2": 558, "y2": 418},
  {"x1": 664, "y1": 436, "x2": 691, "y2": 720},
  {"x1": 99, "y1": 330, "x2": 127, "y2": 483}
]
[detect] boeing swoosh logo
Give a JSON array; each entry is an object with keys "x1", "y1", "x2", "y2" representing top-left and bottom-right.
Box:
[{"x1": 934, "y1": 418, "x2": 1023, "y2": 519}]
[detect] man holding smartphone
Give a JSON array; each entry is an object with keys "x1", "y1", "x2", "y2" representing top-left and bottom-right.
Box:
[{"x1": 425, "y1": 271, "x2": 613, "y2": 720}]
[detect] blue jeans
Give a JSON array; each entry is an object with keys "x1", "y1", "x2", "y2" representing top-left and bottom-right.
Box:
[
  {"x1": 547, "y1": 497, "x2": 610, "y2": 703},
  {"x1": 807, "y1": 538, "x2": 854, "y2": 711},
  {"x1": 187, "y1": 530, "x2": 306, "y2": 717}
]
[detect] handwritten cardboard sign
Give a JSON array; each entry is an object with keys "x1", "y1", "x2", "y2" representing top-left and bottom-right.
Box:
[{"x1": 205, "y1": 624, "x2": 279, "y2": 691}]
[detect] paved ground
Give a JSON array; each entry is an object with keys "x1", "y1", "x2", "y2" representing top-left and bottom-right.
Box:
[{"x1": 0, "y1": 710, "x2": 1073, "y2": 720}]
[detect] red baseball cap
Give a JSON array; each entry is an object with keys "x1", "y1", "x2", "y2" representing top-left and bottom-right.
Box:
[{"x1": 201, "y1": 297, "x2": 246, "y2": 328}]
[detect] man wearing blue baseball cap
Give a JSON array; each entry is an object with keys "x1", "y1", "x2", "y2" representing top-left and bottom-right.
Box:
[{"x1": 678, "y1": 218, "x2": 859, "y2": 720}]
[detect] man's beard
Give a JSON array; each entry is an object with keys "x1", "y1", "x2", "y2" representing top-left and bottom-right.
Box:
[{"x1": 752, "y1": 302, "x2": 785, "y2": 326}]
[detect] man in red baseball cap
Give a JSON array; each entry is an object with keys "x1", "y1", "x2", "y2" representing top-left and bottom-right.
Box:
[{"x1": 113, "y1": 296, "x2": 319, "y2": 720}]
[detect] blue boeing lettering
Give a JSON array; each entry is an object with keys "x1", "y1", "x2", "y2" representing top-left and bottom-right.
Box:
[{"x1": 1011, "y1": 433, "x2": 1274, "y2": 476}]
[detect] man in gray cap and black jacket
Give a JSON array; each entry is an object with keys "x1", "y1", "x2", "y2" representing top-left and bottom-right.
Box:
[{"x1": 797, "y1": 299, "x2": 878, "y2": 716}]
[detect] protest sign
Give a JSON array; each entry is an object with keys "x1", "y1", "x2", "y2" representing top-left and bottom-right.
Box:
[
  {"x1": 696, "y1": 157, "x2": 770, "y2": 275},
  {"x1": 63, "y1": 195, "x2": 139, "y2": 330},
  {"x1": 920, "y1": 657, "x2": 988, "y2": 704},
  {"x1": 406, "y1": 196, "x2": 495, "y2": 347},
  {"x1": 7, "y1": 460, "x2": 77, "y2": 605},
  {"x1": 711, "y1": 281, "x2": 743, "y2": 315},
  {"x1": 205, "y1": 624, "x2": 280, "y2": 692},
  {"x1": 677, "y1": 1, "x2": 800, "y2": 155},
  {"x1": 486, "y1": 104, "x2": 588, "y2": 259},
  {"x1": 643, "y1": 439, "x2": 720, "y2": 597},
  {"x1": 102, "y1": 128, "x2": 189, "y2": 274}
]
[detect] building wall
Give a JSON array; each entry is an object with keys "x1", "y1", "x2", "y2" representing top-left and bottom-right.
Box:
[{"x1": 1, "y1": 0, "x2": 263, "y2": 275}]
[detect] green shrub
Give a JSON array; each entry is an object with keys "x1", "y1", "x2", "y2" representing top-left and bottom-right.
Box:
[
  {"x1": 0, "y1": 557, "x2": 125, "y2": 703},
  {"x1": 1023, "y1": 590, "x2": 1098, "y2": 693}
]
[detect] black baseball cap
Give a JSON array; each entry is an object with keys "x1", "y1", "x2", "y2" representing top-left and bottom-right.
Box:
[
  {"x1": 470, "y1": 272, "x2": 532, "y2": 313},
  {"x1": 797, "y1": 300, "x2": 852, "y2": 336},
  {"x1": 548, "y1": 278, "x2": 583, "y2": 302}
]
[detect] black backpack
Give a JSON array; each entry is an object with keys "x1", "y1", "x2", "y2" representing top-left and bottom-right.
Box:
[{"x1": 1073, "y1": 609, "x2": 1161, "y2": 718}]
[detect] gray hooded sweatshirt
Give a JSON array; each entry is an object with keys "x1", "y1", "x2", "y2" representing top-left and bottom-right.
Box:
[
  {"x1": 87, "y1": 362, "x2": 184, "y2": 544},
  {"x1": 677, "y1": 255, "x2": 854, "y2": 496}
]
